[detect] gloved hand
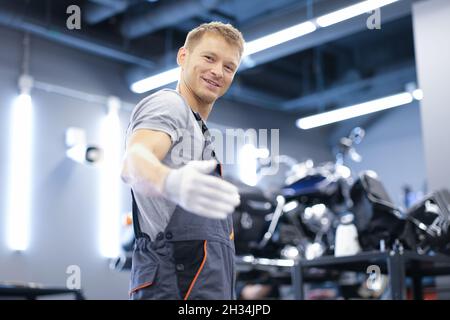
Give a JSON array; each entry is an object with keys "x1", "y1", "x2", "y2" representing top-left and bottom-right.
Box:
[{"x1": 163, "y1": 160, "x2": 240, "y2": 219}]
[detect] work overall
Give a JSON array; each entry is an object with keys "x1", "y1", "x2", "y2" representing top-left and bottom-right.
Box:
[{"x1": 129, "y1": 112, "x2": 236, "y2": 300}]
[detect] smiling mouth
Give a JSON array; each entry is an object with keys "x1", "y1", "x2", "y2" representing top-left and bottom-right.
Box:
[{"x1": 202, "y1": 77, "x2": 221, "y2": 88}]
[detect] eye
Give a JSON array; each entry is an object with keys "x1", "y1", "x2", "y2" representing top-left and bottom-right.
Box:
[
  {"x1": 204, "y1": 55, "x2": 213, "y2": 62},
  {"x1": 225, "y1": 66, "x2": 234, "y2": 72}
]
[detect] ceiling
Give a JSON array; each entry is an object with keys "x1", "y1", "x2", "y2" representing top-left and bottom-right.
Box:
[{"x1": 0, "y1": 0, "x2": 418, "y2": 143}]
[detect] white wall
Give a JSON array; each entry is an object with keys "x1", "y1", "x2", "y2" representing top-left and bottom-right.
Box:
[
  {"x1": 413, "y1": 0, "x2": 450, "y2": 191},
  {"x1": 412, "y1": 0, "x2": 450, "y2": 299},
  {"x1": 0, "y1": 26, "x2": 135, "y2": 300},
  {"x1": 347, "y1": 103, "x2": 427, "y2": 207}
]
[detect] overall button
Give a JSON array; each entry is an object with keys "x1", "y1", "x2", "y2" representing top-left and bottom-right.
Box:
[
  {"x1": 165, "y1": 231, "x2": 173, "y2": 240},
  {"x1": 156, "y1": 232, "x2": 164, "y2": 241},
  {"x1": 176, "y1": 264, "x2": 185, "y2": 272}
]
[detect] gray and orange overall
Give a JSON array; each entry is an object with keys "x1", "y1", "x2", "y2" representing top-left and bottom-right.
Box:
[{"x1": 129, "y1": 112, "x2": 236, "y2": 300}]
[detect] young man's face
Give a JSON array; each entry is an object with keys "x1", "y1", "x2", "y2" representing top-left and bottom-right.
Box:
[{"x1": 178, "y1": 32, "x2": 241, "y2": 104}]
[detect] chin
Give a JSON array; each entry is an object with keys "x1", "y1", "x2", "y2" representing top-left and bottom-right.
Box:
[{"x1": 200, "y1": 91, "x2": 219, "y2": 103}]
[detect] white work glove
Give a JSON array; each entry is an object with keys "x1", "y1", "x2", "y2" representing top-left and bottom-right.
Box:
[{"x1": 163, "y1": 160, "x2": 240, "y2": 219}]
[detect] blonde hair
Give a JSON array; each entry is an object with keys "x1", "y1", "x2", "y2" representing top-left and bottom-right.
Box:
[{"x1": 184, "y1": 21, "x2": 245, "y2": 59}]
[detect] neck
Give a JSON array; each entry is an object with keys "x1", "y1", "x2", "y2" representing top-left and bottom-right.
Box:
[{"x1": 177, "y1": 81, "x2": 213, "y2": 121}]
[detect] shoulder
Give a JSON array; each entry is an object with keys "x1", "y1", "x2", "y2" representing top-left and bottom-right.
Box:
[
  {"x1": 133, "y1": 89, "x2": 189, "y2": 116},
  {"x1": 146, "y1": 89, "x2": 187, "y2": 108}
]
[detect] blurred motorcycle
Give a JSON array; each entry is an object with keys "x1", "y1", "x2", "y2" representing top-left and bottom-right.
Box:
[
  {"x1": 278, "y1": 127, "x2": 366, "y2": 259},
  {"x1": 233, "y1": 127, "x2": 368, "y2": 260}
]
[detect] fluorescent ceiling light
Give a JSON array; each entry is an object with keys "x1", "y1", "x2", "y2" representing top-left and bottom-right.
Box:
[
  {"x1": 131, "y1": 0, "x2": 399, "y2": 94},
  {"x1": 130, "y1": 22, "x2": 316, "y2": 93},
  {"x1": 412, "y1": 89, "x2": 423, "y2": 101},
  {"x1": 316, "y1": 0, "x2": 399, "y2": 27},
  {"x1": 297, "y1": 91, "x2": 416, "y2": 129},
  {"x1": 239, "y1": 144, "x2": 258, "y2": 187},
  {"x1": 131, "y1": 67, "x2": 180, "y2": 94},
  {"x1": 243, "y1": 21, "x2": 316, "y2": 56},
  {"x1": 6, "y1": 94, "x2": 34, "y2": 251},
  {"x1": 99, "y1": 98, "x2": 122, "y2": 258}
]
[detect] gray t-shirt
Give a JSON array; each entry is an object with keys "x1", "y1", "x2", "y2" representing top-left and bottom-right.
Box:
[{"x1": 125, "y1": 89, "x2": 207, "y2": 240}]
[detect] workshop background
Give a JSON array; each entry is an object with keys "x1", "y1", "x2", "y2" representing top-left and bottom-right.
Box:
[{"x1": 0, "y1": 0, "x2": 449, "y2": 300}]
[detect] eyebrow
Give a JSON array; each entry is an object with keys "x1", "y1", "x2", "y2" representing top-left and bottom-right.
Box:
[{"x1": 201, "y1": 51, "x2": 238, "y2": 69}]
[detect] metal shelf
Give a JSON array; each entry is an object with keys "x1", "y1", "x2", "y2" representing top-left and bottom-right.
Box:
[
  {"x1": 236, "y1": 250, "x2": 450, "y2": 300},
  {"x1": 0, "y1": 284, "x2": 85, "y2": 300},
  {"x1": 292, "y1": 249, "x2": 450, "y2": 300}
]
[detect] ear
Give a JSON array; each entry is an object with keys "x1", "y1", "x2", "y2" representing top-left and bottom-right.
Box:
[{"x1": 177, "y1": 47, "x2": 187, "y2": 67}]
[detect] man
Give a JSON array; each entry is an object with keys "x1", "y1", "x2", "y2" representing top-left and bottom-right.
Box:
[{"x1": 121, "y1": 22, "x2": 245, "y2": 300}]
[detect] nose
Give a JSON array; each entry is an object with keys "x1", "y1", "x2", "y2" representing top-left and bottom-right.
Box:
[{"x1": 210, "y1": 63, "x2": 223, "y2": 79}]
